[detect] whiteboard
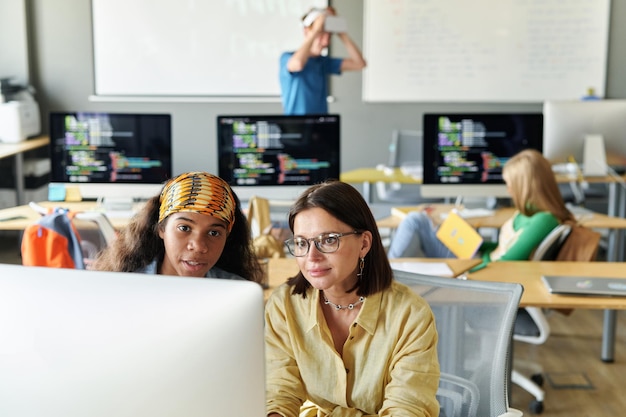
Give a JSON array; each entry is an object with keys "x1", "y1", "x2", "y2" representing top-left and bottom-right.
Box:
[
  {"x1": 363, "y1": 0, "x2": 610, "y2": 103},
  {"x1": 92, "y1": 0, "x2": 326, "y2": 97}
]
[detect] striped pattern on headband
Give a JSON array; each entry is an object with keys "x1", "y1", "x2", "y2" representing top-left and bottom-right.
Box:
[{"x1": 158, "y1": 172, "x2": 236, "y2": 231}]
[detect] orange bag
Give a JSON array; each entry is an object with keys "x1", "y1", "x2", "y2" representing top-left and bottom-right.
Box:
[{"x1": 21, "y1": 208, "x2": 85, "y2": 269}]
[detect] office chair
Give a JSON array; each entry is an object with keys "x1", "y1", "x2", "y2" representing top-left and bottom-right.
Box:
[
  {"x1": 512, "y1": 224, "x2": 572, "y2": 414},
  {"x1": 375, "y1": 129, "x2": 432, "y2": 204},
  {"x1": 394, "y1": 269, "x2": 524, "y2": 417}
]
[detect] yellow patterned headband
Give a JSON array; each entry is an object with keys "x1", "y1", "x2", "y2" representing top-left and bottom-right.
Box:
[{"x1": 158, "y1": 172, "x2": 236, "y2": 231}]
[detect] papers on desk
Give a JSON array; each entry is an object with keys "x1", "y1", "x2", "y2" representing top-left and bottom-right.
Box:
[
  {"x1": 391, "y1": 261, "x2": 454, "y2": 277},
  {"x1": 400, "y1": 164, "x2": 423, "y2": 180}
]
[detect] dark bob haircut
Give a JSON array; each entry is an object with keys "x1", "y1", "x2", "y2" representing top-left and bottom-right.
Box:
[{"x1": 286, "y1": 180, "x2": 393, "y2": 297}]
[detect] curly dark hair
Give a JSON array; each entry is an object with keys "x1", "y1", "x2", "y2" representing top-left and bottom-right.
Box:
[{"x1": 92, "y1": 187, "x2": 263, "y2": 283}]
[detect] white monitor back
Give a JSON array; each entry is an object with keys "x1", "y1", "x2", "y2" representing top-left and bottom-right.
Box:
[
  {"x1": 388, "y1": 130, "x2": 422, "y2": 168},
  {"x1": 0, "y1": 264, "x2": 266, "y2": 417},
  {"x1": 543, "y1": 100, "x2": 626, "y2": 170}
]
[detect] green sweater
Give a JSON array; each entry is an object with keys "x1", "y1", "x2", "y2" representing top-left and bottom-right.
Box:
[{"x1": 471, "y1": 211, "x2": 560, "y2": 272}]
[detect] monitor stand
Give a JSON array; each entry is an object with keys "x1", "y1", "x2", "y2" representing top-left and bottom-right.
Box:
[
  {"x1": 454, "y1": 195, "x2": 498, "y2": 210},
  {"x1": 582, "y1": 134, "x2": 608, "y2": 177},
  {"x1": 102, "y1": 196, "x2": 133, "y2": 212}
]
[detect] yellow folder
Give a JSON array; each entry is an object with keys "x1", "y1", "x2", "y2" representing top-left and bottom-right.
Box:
[{"x1": 436, "y1": 210, "x2": 483, "y2": 259}]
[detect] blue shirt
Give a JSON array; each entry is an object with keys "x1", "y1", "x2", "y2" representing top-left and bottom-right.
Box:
[
  {"x1": 279, "y1": 52, "x2": 342, "y2": 115},
  {"x1": 137, "y1": 260, "x2": 245, "y2": 280}
]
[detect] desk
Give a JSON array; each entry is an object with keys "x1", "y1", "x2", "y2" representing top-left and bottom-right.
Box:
[
  {"x1": 0, "y1": 201, "x2": 139, "y2": 231},
  {"x1": 340, "y1": 167, "x2": 420, "y2": 203},
  {"x1": 469, "y1": 261, "x2": 626, "y2": 362},
  {"x1": 0, "y1": 136, "x2": 50, "y2": 206},
  {"x1": 264, "y1": 257, "x2": 481, "y2": 301}
]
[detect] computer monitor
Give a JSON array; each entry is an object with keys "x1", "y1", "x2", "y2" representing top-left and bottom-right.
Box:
[
  {"x1": 421, "y1": 113, "x2": 543, "y2": 198},
  {"x1": 49, "y1": 112, "x2": 173, "y2": 201},
  {"x1": 0, "y1": 264, "x2": 266, "y2": 417},
  {"x1": 543, "y1": 100, "x2": 626, "y2": 174},
  {"x1": 217, "y1": 114, "x2": 341, "y2": 201}
]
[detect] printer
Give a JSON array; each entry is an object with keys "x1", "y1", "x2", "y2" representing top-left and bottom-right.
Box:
[{"x1": 0, "y1": 82, "x2": 41, "y2": 143}]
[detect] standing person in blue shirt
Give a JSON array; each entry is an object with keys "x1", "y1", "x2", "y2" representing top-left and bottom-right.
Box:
[{"x1": 280, "y1": 6, "x2": 366, "y2": 115}]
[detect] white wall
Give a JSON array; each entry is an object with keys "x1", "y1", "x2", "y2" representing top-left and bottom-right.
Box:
[
  {"x1": 24, "y1": 0, "x2": 626, "y2": 179},
  {"x1": 0, "y1": 0, "x2": 29, "y2": 85}
]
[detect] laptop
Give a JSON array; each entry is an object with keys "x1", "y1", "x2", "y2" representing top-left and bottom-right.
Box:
[
  {"x1": 542, "y1": 275, "x2": 626, "y2": 297},
  {"x1": 436, "y1": 210, "x2": 484, "y2": 259}
]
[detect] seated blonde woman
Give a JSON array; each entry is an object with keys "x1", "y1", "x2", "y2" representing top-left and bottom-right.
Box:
[{"x1": 387, "y1": 149, "x2": 575, "y2": 270}]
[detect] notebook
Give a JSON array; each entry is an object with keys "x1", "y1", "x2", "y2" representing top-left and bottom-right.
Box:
[
  {"x1": 436, "y1": 210, "x2": 484, "y2": 259},
  {"x1": 542, "y1": 275, "x2": 626, "y2": 297}
]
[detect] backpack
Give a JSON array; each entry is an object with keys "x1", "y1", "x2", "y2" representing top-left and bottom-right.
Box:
[
  {"x1": 555, "y1": 223, "x2": 601, "y2": 262},
  {"x1": 21, "y1": 207, "x2": 85, "y2": 269}
]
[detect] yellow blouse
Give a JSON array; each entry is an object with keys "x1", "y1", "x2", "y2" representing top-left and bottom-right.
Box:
[{"x1": 265, "y1": 280, "x2": 440, "y2": 417}]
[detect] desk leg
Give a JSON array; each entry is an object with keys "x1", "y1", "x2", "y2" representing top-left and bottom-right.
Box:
[
  {"x1": 600, "y1": 183, "x2": 622, "y2": 363},
  {"x1": 601, "y1": 309, "x2": 617, "y2": 363},
  {"x1": 362, "y1": 181, "x2": 372, "y2": 204},
  {"x1": 615, "y1": 183, "x2": 626, "y2": 262},
  {"x1": 14, "y1": 153, "x2": 25, "y2": 206}
]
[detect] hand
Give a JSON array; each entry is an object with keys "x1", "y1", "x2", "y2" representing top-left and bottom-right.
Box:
[{"x1": 310, "y1": 12, "x2": 326, "y2": 34}]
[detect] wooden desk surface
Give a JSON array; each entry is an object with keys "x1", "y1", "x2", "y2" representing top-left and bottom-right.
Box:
[
  {"x1": 0, "y1": 201, "x2": 139, "y2": 231},
  {"x1": 469, "y1": 261, "x2": 626, "y2": 309},
  {"x1": 378, "y1": 205, "x2": 512, "y2": 230},
  {"x1": 264, "y1": 257, "x2": 481, "y2": 300},
  {"x1": 340, "y1": 167, "x2": 626, "y2": 184},
  {"x1": 340, "y1": 167, "x2": 421, "y2": 184},
  {"x1": 0, "y1": 136, "x2": 49, "y2": 159},
  {"x1": 268, "y1": 258, "x2": 626, "y2": 310},
  {"x1": 341, "y1": 166, "x2": 626, "y2": 186}
]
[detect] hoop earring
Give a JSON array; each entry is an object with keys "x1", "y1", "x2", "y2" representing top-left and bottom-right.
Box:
[{"x1": 357, "y1": 257, "x2": 365, "y2": 279}]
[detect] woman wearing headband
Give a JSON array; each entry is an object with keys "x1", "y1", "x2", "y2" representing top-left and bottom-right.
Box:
[{"x1": 93, "y1": 172, "x2": 263, "y2": 282}]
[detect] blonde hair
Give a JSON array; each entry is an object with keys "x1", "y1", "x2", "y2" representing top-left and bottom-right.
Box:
[{"x1": 503, "y1": 149, "x2": 574, "y2": 223}]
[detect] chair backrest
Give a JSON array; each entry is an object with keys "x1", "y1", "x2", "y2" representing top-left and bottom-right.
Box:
[
  {"x1": 246, "y1": 196, "x2": 272, "y2": 239},
  {"x1": 394, "y1": 270, "x2": 523, "y2": 417},
  {"x1": 531, "y1": 224, "x2": 572, "y2": 261}
]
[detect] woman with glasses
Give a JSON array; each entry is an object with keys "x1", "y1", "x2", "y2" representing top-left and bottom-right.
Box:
[{"x1": 265, "y1": 180, "x2": 440, "y2": 417}]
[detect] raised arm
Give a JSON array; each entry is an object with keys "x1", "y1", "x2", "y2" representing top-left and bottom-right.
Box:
[
  {"x1": 328, "y1": 6, "x2": 366, "y2": 72},
  {"x1": 337, "y1": 32, "x2": 367, "y2": 72},
  {"x1": 286, "y1": 12, "x2": 326, "y2": 72}
]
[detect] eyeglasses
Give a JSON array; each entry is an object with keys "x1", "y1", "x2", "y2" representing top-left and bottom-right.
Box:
[{"x1": 285, "y1": 231, "x2": 361, "y2": 257}]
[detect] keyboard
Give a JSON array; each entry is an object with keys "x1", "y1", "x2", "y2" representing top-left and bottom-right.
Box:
[{"x1": 440, "y1": 208, "x2": 495, "y2": 220}]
